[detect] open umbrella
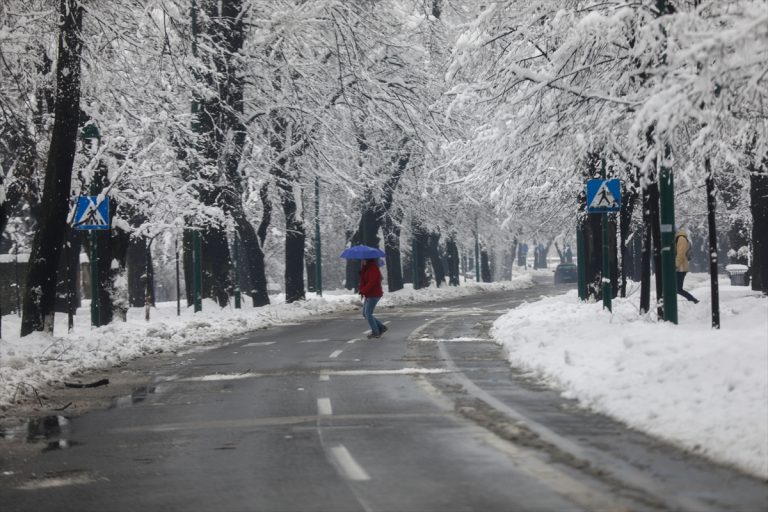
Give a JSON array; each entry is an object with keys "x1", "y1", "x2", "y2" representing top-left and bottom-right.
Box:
[{"x1": 340, "y1": 244, "x2": 385, "y2": 260}]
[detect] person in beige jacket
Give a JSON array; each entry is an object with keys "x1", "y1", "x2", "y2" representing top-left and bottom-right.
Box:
[{"x1": 675, "y1": 228, "x2": 699, "y2": 303}]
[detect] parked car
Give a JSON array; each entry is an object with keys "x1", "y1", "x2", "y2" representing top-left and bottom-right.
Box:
[{"x1": 554, "y1": 263, "x2": 578, "y2": 284}]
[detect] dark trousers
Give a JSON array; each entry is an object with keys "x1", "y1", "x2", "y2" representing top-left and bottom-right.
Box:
[{"x1": 677, "y1": 272, "x2": 698, "y2": 303}]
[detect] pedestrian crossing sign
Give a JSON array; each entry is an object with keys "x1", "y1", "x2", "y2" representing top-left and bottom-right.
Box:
[
  {"x1": 586, "y1": 179, "x2": 621, "y2": 213},
  {"x1": 73, "y1": 196, "x2": 110, "y2": 230}
]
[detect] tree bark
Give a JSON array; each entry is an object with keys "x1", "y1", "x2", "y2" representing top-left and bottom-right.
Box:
[
  {"x1": 384, "y1": 210, "x2": 404, "y2": 292},
  {"x1": 648, "y1": 180, "x2": 664, "y2": 318},
  {"x1": 640, "y1": 185, "x2": 652, "y2": 314},
  {"x1": 21, "y1": 0, "x2": 83, "y2": 336},
  {"x1": 412, "y1": 221, "x2": 429, "y2": 289},
  {"x1": 276, "y1": 175, "x2": 306, "y2": 303},
  {"x1": 446, "y1": 236, "x2": 460, "y2": 286},
  {"x1": 128, "y1": 236, "x2": 154, "y2": 307},
  {"x1": 750, "y1": 156, "x2": 768, "y2": 293},
  {"x1": 480, "y1": 249, "x2": 492, "y2": 282},
  {"x1": 427, "y1": 232, "x2": 445, "y2": 287},
  {"x1": 619, "y1": 187, "x2": 638, "y2": 297}
]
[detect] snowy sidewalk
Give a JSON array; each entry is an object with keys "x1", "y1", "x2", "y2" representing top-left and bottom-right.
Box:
[
  {"x1": 0, "y1": 276, "x2": 533, "y2": 409},
  {"x1": 492, "y1": 273, "x2": 768, "y2": 479}
]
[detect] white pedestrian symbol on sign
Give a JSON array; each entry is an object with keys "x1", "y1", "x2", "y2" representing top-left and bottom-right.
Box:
[
  {"x1": 78, "y1": 197, "x2": 108, "y2": 226},
  {"x1": 589, "y1": 181, "x2": 618, "y2": 209}
]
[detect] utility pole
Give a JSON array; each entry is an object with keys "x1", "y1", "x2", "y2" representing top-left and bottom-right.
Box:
[
  {"x1": 315, "y1": 176, "x2": 322, "y2": 296},
  {"x1": 659, "y1": 151, "x2": 678, "y2": 323}
]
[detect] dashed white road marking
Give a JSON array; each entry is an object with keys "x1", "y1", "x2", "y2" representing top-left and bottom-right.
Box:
[
  {"x1": 317, "y1": 398, "x2": 333, "y2": 416},
  {"x1": 329, "y1": 350, "x2": 343, "y2": 359},
  {"x1": 319, "y1": 374, "x2": 330, "y2": 382},
  {"x1": 330, "y1": 445, "x2": 371, "y2": 481},
  {"x1": 242, "y1": 341, "x2": 275, "y2": 347},
  {"x1": 347, "y1": 339, "x2": 358, "y2": 344},
  {"x1": 299, "y1": 338, "x2": 330, "y2": 343}
]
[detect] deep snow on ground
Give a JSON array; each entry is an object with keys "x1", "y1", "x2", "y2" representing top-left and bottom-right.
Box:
[
  {"x1": 492, "y1": 273, "x2": 768, "y2": 479},
  {"x1": 0, "y1": 276, "x2": 533, "y2": 408}
]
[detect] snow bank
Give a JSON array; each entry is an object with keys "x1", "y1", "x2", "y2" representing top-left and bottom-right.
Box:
[
  {"x1": 0, "y1": 275, "x2": 533, "y2": 409},
  {"x1": 492, "y1": 274, "x2": 768, "y2": 479}
]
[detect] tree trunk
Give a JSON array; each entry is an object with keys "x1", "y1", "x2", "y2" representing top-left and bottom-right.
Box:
[
  {"x1": 640, "y1": 186, "x2": 652, "y2": 314},
  {"x1": 480, "y1": 249, "x2": 492, "y2": 282},
  {"x1": 412, "y1": 221, "x2": 429, "y2": 289},
  {"x1": 21, "y1": 0, "x2": 83, "y2": 336},
  {"x1": 619, "y1": 188, "x2": 638, "y2": 297},
  {"x1": 128, "y1": 236, "x2": 154, "y2": 307},
  {"x1": 446, "y1": 236, "x2": 460, "y2": 286},
  {"x1": 751, "y1": 156, "x2": 768, "y2": 293},
  {"x1": 648, "y1": 180, "x2": 664, "y2": 318},
  {"x1": 201, "y1": 224, "x2": 232, "y2": 306},
  {"x1": 384, "y1": 212, "x2": 404, "y2": 292},
  {"x1": 427, "y1": 232, "x2": 445, "y2": 287},
  {"x1": 276, "y1": 177, "x2": 305, "y2": 303}
]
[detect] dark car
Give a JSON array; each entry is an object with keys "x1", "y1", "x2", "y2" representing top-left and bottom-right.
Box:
[{"x1": 554, "y1": 263, "x2": 578, "y2": 284}]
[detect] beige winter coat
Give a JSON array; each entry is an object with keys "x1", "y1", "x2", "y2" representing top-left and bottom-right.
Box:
[{"x1": 675, "y1": 230, "x2": 690, "y2": 272}]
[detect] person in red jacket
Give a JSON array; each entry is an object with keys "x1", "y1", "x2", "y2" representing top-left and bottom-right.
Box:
[{"x1": 359, "y1": 258, "x2": 387, "y2": 338}]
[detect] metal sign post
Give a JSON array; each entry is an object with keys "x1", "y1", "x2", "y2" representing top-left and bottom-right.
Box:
[
  {"x1": 73, "y1": 195, "x2": 110, "y2": 327},
  {"x1": 585, "y1": 178, "x2": 622, "y2": 312}
]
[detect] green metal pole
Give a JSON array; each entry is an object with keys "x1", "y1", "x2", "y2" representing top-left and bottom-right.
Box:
[
  {"x1": 193, "y1": 230, "x2": 202, "y2": 312},
  {"x1": 90, "y1": 231, "x2": 99, "y2": 327},
  {"x1": 601, "y1": 212, "x2": 612, "y2": 311},
  {"x1": 234, "y1": 233, "x2": 241, "y2": 309},
  {"x1": 315, "y1": 177, "x2": 322, "y2": 296},
  {"x1": 576, "y1": 215, "x2": 587, "y2": 301},
  {"x1": 600, "y1": 164, "x2": 612, "y2": 311},
  {"x1": 659, "y1": 158, "x2": 678, "y2": 323}
]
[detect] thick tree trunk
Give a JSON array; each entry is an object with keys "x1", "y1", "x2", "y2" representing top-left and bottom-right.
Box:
[
  {"x1": 234, "y1": 207, "x2": 270, "y2": 307},
  {"x1": 21, "y1": 0, "x2": 83, "y2": 336},
  {"x1": 412, "y1": 221, "x2": 429, "y2": 289},
  {"x1": 750, "y1": 157, "x2": 768, "y2": 293},
  {"x1": 384, "y1": 212, "x2": 404, "y2": 292},
  {"x1": 446, "y1": 236, "x2": 460, "y2": 286},
  {"x1": 183, "y1": 229, "x2": 194, "y2": 307},
  {"x1": 427, "y1": 232, "x2": 445, "y2": 287},
  {"x1": 619, "y1": 189, "x2": 638, "y2": 297},
  {"x1": 648, "y1": 181, "x2": 664, "y2": 318},
  {"x1": 127, "y1": 236, "x2": 155, "y2": 307},
  {"x1": 201, "y1": 224, "x2": 232, "y2": 306},
  {"x1": 480, "y1": 250, "x2": 492, "y2": 282},
  {"x1": 276, "y1": 177, "x2": 305, "y2": 303},
  {"x1": 640, "y1": 187, "x2": 652, "y2": 314}
]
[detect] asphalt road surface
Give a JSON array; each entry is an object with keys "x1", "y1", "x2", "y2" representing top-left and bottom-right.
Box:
[{"x1": 1, "y1": 280, "x2": 766, "y2": 511}]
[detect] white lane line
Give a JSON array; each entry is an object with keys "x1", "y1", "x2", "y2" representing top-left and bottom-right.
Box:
[
  {"x1": 319, "y1": 374, "x2": 330, "y2": 382},
  {"x1": 329, "y1": 350, "x2": 343, "y2": 359},
  {"x1": 317, "y1": 398, "x2": 333, "y2": 416},
  {"x1": 347, "y1": 339, "x2": 358, "y2": 345},
  {"x1": 330, "y1": 445, "x2": 371, "y2": 481},
  {"x1": 242, "y1": 341, "x2": 275, "y2": 347},
  {"x1": 299, "y1": 338, "x2": 330, "y2": 343}
]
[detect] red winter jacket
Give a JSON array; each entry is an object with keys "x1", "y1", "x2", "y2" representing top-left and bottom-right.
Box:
[{"x1": 359, "y1": 261, "x2": 383, "y2": 298}]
